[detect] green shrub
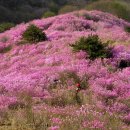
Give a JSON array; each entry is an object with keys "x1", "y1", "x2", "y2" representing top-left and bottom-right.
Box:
[
  {"x1": 70, "y1": 35, "x2": 113, "y2": 60},
  {"x1": 43, "y1": 11, "x2": 56, "y2": 18},
  {"x1": 125, "y1": 26, "x2": 130, "y2": 33},
  {"x1": 22, "y1": 24, "x2": 47, "y2": 43},
  {"x1": 0, "y1": 23, "x2": 15, "y2": 33}
]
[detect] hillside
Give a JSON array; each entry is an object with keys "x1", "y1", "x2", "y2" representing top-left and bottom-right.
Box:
[{"x1": 0, "y1": 10, "x2": 130, "y2": 129}]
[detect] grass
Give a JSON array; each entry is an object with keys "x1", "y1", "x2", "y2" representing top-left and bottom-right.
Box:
[
  {"x1": 0, "y1": 23, "x2": 15, "y2": 33},
  {"x1": 0, "y1": 71, "x2": 129, "y2": 130},
  {"x1": 0, "y1": 94, "x2": 129, "y2": 130}
]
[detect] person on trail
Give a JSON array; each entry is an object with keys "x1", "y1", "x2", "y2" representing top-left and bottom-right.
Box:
[{"x1": 76, "y1": 83, "x2": 82, "y2": 93}]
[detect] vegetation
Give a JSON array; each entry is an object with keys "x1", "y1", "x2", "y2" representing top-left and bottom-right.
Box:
[
  {"x1": 0, "y1": 23, "x2": 14, "y2": 33},
  {"x1": 0, "y1": 46, "x2": 12, "y2": 53},
  {"x1": 22, "y1": 24, "x2": 47, "y2": 43},
  {"x1": 0, "y1": 0, "x2": 92, "y2": 24},
  {"x1": 70, "y1": 35, "x2": 113, "y2": 60},
  {"x1": 0, "y1": 74, "x2": 127, "y2": 130},
  {"x1": 43, "y1": 11, "x2": 56, "y2": 18},
  {"x1": 125, "y1": 26, "x2": 130, "y2": 33},
  {"x1": 58, "y1": 5, "x2": 79, "y2": 14},
  {"x1": 0, "y1": 4, "x2": 130, "y2": 130},
  {"x1": 86, "y1": 0, "x2": 130, "y2": 22},
  {"x1": 0, "y1": 0, "x2": 130, "y2": 26}
]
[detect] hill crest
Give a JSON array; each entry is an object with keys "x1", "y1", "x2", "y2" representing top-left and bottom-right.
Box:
[{"x1": 0, "y1": 10, "x2": 130, "y2": 108}]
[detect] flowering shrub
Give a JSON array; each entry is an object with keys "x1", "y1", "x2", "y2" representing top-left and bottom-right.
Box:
[
  {"x1": 70, "y1": 35, "x2": 113, "y2": 60},
  {"x1": 0, "y1": 36, "x2": 9, "y2": 43},
  {"x1": 58, "y1": 71, "x2": 80, "y2": 86},
  {"x1": 75, "y1": 11, "x2": 99, "y2": 22},
  {"x1": 22, "y1": 24, "x2": 47, "y2": 43}
]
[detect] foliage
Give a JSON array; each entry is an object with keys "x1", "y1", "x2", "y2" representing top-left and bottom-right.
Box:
[
  {"x1": 43, "y1": 11, "x2": 56, "y2": 18},
  {"x1": 84, "y1": 14, "x2": 100, "y2": 22},
  {"x1": 86, "y1": 0, "x2": 130, "y2": 22},
  {"x1": 0, "y1": 0, "x2": 130, "y2": 24},
  {"x1": 70, "y1": 35, "x2": 113, "y2": 60},
  {"x1": 58, "y1": 5, "x2": 78, "y2": 14},
  {"x1": 22, "y1": 24, "x2": 47, "y2": 43},
  {"x1": 0, "y1": 0, "x2": 90, "y2": 24},
  {"x1": 58, "y1": 71, "x2": 80, "y2": 86},
  {"x1": 0, "y1": 23, "x2": 14, "y2": 33}
]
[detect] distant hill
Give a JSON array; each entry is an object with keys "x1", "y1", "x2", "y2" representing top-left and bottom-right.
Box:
[
  {"x1": 86, "y1": 0, "x2": 130, "y2": 22},
  {"x1": 0, "y1": 0, "x2": 130, "y2": 25},
  {"x1": 0, "y1": 0, "x2": 95, "y2": 24}
]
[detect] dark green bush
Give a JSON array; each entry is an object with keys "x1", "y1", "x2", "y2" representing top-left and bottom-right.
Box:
[
  {"x1": 0, "y1": 23, "x2": 14, "y2": 33},
  {"x1": 125, "y1": 26, "x2": 130, "y2": 33},
  {"x1": 70, "y1": 35, "x2": 113, "y2": 60},
  {"x1": 22, "y1": 24, "x2": 47, "y2": 43}
]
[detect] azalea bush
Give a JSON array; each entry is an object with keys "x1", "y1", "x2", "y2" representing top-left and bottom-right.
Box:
[
  {"x1": 22, "y1": 24, "x2": 47, "y2": 43},
  {"x1": 58, "y1": 71, "x2": 80, "y2": 86},
  {"x1": 70, "y1": 35, "x2": 113, "y2": 60},
  {"x1": 0, "y1": 36, "x2": 9, "y2": 43}
]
